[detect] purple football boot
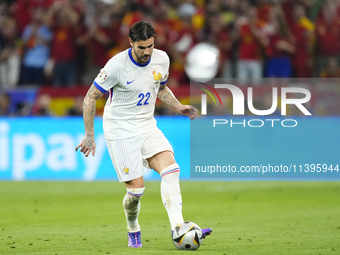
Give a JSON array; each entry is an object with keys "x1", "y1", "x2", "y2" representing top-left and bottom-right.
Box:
[
  {"x1": 128, "y1": 231, "x2": 143, "y2": 248},
  {"x1": 202, "y1": 228, "x2": 212, "y2": 238}
]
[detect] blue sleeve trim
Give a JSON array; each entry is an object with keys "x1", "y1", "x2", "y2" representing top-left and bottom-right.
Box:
[
  {"x1": 160, "y1": 79, "x2": 167, "y2": 85},
  {"x1": 93, "y1": 81, "x2": 107, "y2": 93}
]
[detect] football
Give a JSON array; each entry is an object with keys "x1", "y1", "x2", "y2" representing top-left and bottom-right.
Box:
[{"x1": 172, "y1": 221, "x2": 203, "y2": 250}]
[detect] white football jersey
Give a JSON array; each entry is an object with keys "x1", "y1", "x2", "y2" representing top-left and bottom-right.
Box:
[{"x1": 94, "y1": 48, "x2": 169, "y2": 140}]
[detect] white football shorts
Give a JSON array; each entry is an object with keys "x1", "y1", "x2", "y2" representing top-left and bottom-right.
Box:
[{"x1": 105, "y1": 129, "x2": 174, "y2": 183}]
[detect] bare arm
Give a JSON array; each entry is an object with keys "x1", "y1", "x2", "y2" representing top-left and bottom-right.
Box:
[
  {"x1": 157, "y1": 84, "x2": 181, "y2": 109},
  {"x1": 76, "y1": 84, "x2": 104, "y2": 157},
  {"x1": 157, "y1": 84, "x2": 197, "y2": 120}
]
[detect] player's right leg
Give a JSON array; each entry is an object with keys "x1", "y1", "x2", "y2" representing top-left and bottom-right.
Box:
[
  {"x1": 123, "y1": 177, "x2": 145, "y2": 248},
  {"x1": 105, "y1": 137, "x2": 145, "y2": 248}
]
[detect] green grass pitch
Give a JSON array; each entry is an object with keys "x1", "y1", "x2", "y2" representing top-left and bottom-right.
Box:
[{"x1": 0, "y1": 181, "x2": 339, "y2": 255}]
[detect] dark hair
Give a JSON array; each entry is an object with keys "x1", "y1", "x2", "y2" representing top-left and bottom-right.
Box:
[{"x1": 129, "y1": 21, "x2": 156, "y2": 42}]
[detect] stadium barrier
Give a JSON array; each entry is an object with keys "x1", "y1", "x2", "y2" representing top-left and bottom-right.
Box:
[
  {"x1": 1, "y1": 116, "x2": 339, "y2": 180},
  {"x1": 0, "y1": 117, "x2": 190, "y2": 181}
]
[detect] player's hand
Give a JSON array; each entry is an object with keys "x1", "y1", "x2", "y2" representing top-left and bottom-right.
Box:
[
  {"x1": 75, "y1": 136, "x2": 96, "y2": 157},
  {"x1": 176, "y1": 104, "x2": 198, "y2": 120}
]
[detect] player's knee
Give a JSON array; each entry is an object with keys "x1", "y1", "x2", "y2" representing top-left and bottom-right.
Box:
[
  {"x1": 124, "y1": 176, "x2": 145, "y2": 188},
  {"x1": 148, "y1": 151, "x2": 175, "y2": 172}
]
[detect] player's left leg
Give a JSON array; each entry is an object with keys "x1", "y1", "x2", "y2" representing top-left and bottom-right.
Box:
[
  {"x1": 147, "y1": 151, "x2": 212, "y2": 239},
  {"x1": 147, "y1": 151, "x2": 184, "y2": 230},
  {"x1": 142, "y1": 130, "x2": 212, "y2": 238}
]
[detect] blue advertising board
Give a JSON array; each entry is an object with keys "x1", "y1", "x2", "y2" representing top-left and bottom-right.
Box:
[
  {"x1": 0, "y1": 117, "x2": 190, "y2": 181},
  {"x1": 190, "y1": 117, "x2": 340, "y2": 179},
  {"x1": 1, "y1": 116, "x2": 339, "y2": 180}
]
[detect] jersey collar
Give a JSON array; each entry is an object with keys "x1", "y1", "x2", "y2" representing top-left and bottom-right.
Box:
[{"x1": 128, "y1": 48, "x2": 151, "y2": 67}]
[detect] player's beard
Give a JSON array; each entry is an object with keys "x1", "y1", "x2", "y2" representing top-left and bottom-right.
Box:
[{"x1": 134, "y1": 48, "x2": 151, "y2": 65}]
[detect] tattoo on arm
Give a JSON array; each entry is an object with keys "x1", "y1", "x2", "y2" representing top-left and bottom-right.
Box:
[
  {"x1": 157, "y1": 85, "x2": 181, "y2": 109},
  {"x1": 158, "y1": 84, "x2": 166, "y2": 92},
  {"x1": 83, "y1": 84, "x2": 104, "y2": 137}
]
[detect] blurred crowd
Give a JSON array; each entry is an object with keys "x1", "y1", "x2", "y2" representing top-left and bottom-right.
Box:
[{"x1": 1, "y1": 0, "x2": 340, "y2": 116}]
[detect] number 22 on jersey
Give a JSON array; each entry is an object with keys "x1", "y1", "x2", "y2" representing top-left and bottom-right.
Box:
[{"x1": 137, "y1": 92, "x2": 150, "y2": 106}]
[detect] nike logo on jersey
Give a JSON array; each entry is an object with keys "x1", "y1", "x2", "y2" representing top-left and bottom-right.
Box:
[{"x1": 127, "y1": 80, "x2": 135, "y2": 84}]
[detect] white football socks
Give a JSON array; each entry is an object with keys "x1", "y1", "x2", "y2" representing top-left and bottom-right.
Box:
[
  {"x1": 123, "y1": 187, "x2": 145, "y2": 232},
  {"x1": 160, "y1": 163, "x2": 184, "y2": 230}
]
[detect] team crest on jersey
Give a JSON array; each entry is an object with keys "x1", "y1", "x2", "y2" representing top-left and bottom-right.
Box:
[
  {"x1": 153, "y1": 69, "x2": 162, "y2": 81},
  {"x1": 99, "y1": 70, "x2": 108, "y2": 82},
  {"x1": 153, "y1": 69, "x2": 162, "y2": 87},
  {"x1": 123, "y1": 167, "x2": 129, "y2": 174}
]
